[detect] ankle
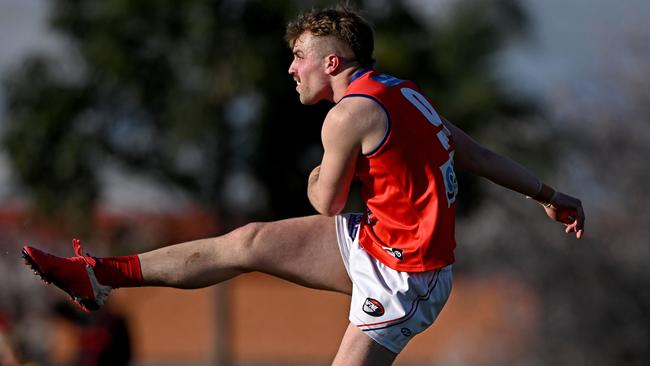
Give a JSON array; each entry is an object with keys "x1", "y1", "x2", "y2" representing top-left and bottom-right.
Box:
[{"x1": 94, "y1": 255, "x2": 143, "y2": 288}]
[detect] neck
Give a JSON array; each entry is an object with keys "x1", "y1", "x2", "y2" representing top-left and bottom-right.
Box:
[{"x1": 332, "y1": 65, "x2": 365, "y2": 103}]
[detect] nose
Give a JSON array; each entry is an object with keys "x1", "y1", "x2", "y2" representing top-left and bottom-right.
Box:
[{"x1": 288, "y1": 60, "x2": 296, "y2": 76}]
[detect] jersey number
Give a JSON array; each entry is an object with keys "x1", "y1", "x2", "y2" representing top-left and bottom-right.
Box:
[{"x1": 400, "y1": 87, "x2": 458, "y2": 207}]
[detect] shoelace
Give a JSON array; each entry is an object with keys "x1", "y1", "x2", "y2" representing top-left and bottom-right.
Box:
[{"x1": 72, "y1": 238, "x2": 97, "y2": 267}]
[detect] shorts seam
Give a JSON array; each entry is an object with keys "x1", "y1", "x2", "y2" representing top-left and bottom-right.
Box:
[{"x1": 360, "y1": 329, "x2": 402, "y2": 354}]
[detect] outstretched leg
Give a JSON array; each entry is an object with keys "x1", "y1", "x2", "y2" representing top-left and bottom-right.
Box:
[
  {"x1": 24, "y1": 214, "x2": 402, "y2": 363},
  {"x1": 140, "y1": 215, "x2": 351, "y2": 294},
  {"x1": 23, "y1": 215, "x2": 352, "y2": 311}
]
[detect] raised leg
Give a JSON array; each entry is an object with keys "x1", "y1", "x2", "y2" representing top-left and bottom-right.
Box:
[{"x1": 139, "y1": 215, "x2": 352, "y2": 294}]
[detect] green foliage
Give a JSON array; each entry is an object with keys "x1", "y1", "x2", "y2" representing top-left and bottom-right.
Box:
[
  {"x1": 3, "y1": 0, "x2": 537, "y2": 225},
  {"x1": 4, "y1": 57, "x2": 97, "y2": 227}
]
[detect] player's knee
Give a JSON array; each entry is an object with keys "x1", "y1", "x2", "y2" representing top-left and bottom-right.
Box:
[{"x1": 227, "y1": 221, "x2": 265, "y2": 270}]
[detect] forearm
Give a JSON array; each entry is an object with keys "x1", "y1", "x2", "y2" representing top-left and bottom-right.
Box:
[
  {"x1": 446, "y1": 119, "x2": 551, "y2": 201},
  {"x1": 307, "y1": 174, "x2": 323, "y2": 213},
  {"x1": 445, "y1": 119, "x2": 583, "y2": 236},
  {"x1": 471, "y1": 147, "x2": 545, "y2": 198},
  {"x1": 307, "y1": 166, "x2": 333, "y2": 216},
  {"x1": 307, "y1": 165, "x2": 348, "y2": 216}
]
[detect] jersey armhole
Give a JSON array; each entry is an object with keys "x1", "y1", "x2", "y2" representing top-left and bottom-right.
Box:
[{"x1": 339, "y1": 94, "x2": 391, "y2": 157}]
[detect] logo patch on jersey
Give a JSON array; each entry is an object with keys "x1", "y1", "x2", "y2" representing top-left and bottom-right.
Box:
[
  {"x1": 401, "y1": 328, "x2": 412, "y2": 337},
  {"x1": 382, "y1": 246, "x2": 404, "y2": 261},
  {"x1": 362, "y1": 298, "x2": 385, "y2": 317},
  {"x1": 439, "y1": 153, "x2": 458, "y2": 207}
]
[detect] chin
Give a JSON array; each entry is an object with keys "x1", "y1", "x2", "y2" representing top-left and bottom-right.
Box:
[{"x1": 299, "y1": 95, "x2": 318, "y2": 105}]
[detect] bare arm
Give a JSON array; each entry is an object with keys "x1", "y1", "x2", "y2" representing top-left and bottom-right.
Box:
[
  {"x1": 444, "y1": 119, "x2": 585, "y2": 238},
  {"x1": 445, "y1": 120, "x2": 541, "y2": 197},
  {"x1": 307, "y1": 103, "x2": 361, "y2": 216},
  {"x1": 308, "y1": 97, "x2": 387, "y2": 216}
]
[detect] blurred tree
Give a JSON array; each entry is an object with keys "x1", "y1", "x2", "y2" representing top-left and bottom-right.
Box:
[
  {"x1": 4, "y1": 0, "x2": 300, "y2": 231},
  {"x1": 452, "y1": 24, "x2": 650, "y2": 366},
  {"x1": 2, "y1": 0, "x2": 537, "y2": 229}
]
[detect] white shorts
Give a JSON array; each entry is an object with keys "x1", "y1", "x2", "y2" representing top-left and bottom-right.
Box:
[{"x1": 335, "y1": 213, "x2": 453, "y2": 354}]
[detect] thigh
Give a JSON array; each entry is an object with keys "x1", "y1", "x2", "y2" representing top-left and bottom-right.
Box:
[
  {"x1": 332, "y1": 323, "x2": 397, "y2": 366},
  {"x1": 247, "y1": 215, "x2": 352, "y2": 295}
]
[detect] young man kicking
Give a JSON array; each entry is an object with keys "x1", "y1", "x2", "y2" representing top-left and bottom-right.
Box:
[{"x1": 22, "y1": 7, "x2": 584, "y2": 365}]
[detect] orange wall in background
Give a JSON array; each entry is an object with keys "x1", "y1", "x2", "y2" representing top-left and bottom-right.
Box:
[{"x1": 105, "y1": 273, "x2": 539, "y2": 366}]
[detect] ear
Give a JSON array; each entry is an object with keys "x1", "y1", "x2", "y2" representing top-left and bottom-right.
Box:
[{"x1": 324, "y1": 54, "x2": 341, "y2": 75}]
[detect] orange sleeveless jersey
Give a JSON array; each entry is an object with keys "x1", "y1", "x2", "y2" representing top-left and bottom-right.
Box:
[{"x1": 341, "y1": 70, "x2": 458, "y2": 272}]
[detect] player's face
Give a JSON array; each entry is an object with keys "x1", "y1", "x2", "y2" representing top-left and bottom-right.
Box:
[{"x1": 288, "y1": 32, "x2": 332, "y2": 105}]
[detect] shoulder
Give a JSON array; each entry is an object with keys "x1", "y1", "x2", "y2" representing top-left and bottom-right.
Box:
[
  {"x1": 322, "y1": 96, "x2": 388, "y2": 152},
  {"x1": 328, "y1": 96, "x2": 387, "y2": 130}
]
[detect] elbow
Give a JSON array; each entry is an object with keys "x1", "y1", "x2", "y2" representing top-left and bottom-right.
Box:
[
  {"x1": 324, "y1": 205, "x2": 343, "y2": 217},
  {"x1": 310, "y1": 195, "x2": 344, "y2": 217},
  {"x1": 314, "y1": 201, "x2": 343, "y2": 217},
  {"x1": 308, "y1": 183, "x2": 347, "y2": 217},
  {"x1": 318, "y1": 210, "x2": 338, "y2": 217}
]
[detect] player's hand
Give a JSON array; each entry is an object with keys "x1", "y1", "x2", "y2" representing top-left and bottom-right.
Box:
[{"x1": 542, "y1": 192, "x2": 585, "y2": 239}]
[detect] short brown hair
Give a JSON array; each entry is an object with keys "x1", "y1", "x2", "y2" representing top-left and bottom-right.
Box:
[{"x1": 286, "y1": 6, "x2": 375, "y2": 69}]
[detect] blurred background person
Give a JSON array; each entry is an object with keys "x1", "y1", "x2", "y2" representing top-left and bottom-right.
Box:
[
  {"x1": 49, "y1": 301, "x2": 132, "y2": 366},
  {"x1": 0, "y1": 311, "x2": 22, "y2": 366}
]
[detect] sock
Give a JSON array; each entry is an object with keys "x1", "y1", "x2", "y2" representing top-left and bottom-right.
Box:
[{"x1": 93, "y1": 255, "x2": 143, "y2": 288}]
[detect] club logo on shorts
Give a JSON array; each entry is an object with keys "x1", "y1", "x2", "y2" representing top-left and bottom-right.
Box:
[{"x1": 362, "y1": 298, "x2": 385, "y2": 317}]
